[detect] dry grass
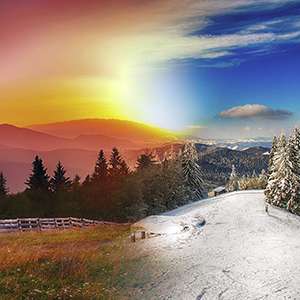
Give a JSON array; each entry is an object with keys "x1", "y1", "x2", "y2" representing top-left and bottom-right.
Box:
[{"x1": 0, "y1": 225, "x2": 136, "y2": 299}]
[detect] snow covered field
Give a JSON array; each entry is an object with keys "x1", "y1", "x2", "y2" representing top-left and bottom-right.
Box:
[{"x1": 130, "y1": 190, "x2": 300, "y2": 299}]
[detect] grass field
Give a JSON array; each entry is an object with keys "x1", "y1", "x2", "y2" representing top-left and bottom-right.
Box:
[{"x1": 0, "y1": 224, "x2": 140, "y2": 299}]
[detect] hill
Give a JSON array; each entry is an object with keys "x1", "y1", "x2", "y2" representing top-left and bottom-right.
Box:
[
  {"x1": 0, "y1": 124, "x2": 146, "y2": 151},
  {"x1": 0, "y1": 124, "x2": 69, "y2": 151},
  {"x1": 28, "y1": 119, "x2": 177, "y2": 143},
  {"x1": 130, "y1": 191, "x2": 300, "y2": 299}
]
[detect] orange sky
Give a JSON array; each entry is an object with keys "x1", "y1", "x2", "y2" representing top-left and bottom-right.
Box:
[
  {"x1": 0, "y1": 1, "x2": 178, "y2": 128},
  {"x1": 0, "y1": 0, "x2": 243, "y2": 130}
]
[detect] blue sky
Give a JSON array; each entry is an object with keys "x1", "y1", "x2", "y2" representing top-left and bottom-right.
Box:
[{"x1": 136, "y1": 1, "x2": 300, "y2": 138}]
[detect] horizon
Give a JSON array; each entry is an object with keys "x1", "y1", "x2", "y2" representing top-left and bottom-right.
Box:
[{"x1": 0, "y1": 118, "x2": 277, "y2": 141}]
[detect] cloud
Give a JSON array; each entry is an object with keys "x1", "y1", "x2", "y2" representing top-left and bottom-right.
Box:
[
  {"x1": 1, "y1": 0, "x2": 300, "y2": 84},
  {"x1": 219, "y1": 104, "x2": 292, "y2": 120}
]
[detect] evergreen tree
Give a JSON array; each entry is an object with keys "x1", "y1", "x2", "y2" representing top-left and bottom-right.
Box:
[
  {"x1": 71, "y1": 174, "x2": 81, "y2": 191},
  {"x1": 265, "y1": 135, "x2": 281, "y2": 203},
  {"x1": 109, "y1": 147, "x2": 129, "y2": 178},
  {"x1": 286, "y1": 129, "x2": 300, "y2": 212},
  {"x1": 82, "y1": 175, "x2": 91, "y2": 187},
  {"x1": 268, "y1": 136, "x2": 278, "y2": 175},
  {"x1": 265, "y1": 134, "x2": 296, "y2": 208},
  {"x1": 0, "y1": 172, "x2": 8, "y2": 197},
  {"x1": 92, "y1": 150, "x2": 108, "y2": 183},
  {"x1": 258, "y1": 169, "x2": 268, "y2": 189},
  {"x1": 181, "y1": 142, "x2": 205, "y2": 199},
  {"x1": 227, "y1": 164, "x2": 239, "y2": 191},
  {"x1": 238, "y1": 175, "x2": 248, "y2": 190},
  {"x1": 136, "y1": 153, "x2": 156, "y2": 171},
  {"x1": 25, "y1": 156, "x2": 50, "y2": 191},
  {"x1": 50, "y1": 161, "x2": 71, "y2": 193},
  {"x1": 120, "y1": 160, "x2": 130, "y2": 175}
]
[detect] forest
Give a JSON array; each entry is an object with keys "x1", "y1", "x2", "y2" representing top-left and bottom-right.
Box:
[{"x1": 0, "y1": 144, "x2": 203, "y2": 221}]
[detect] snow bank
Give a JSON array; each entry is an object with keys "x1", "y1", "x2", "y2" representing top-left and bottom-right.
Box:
[
  {"x1": 133, "y1": 190, "x2": 264, "y2": 235},
  {"x1": 133, "y1": 214, "x2": 205, "y2": 235}
]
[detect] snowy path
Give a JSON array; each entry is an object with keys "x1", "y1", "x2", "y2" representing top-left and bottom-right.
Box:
[{"x1": 129, "y1": 191, "x2": 300, "y2": 300}]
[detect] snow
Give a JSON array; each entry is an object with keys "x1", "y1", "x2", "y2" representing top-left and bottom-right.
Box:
[
  {"x1": 130, "y1": 190, "x2": 300, "y2": 299},
  {"x1": 213, "y1": 186, "x2": 226, "y2": 193}
]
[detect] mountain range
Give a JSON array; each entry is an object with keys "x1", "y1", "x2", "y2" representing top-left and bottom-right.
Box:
[{"x1": 0, "y1": 119, "x2": 270, "y2": 192}]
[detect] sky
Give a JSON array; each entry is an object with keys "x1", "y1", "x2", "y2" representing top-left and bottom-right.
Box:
[{"x1": 0, "y1": 0, "x2": 300, "y2": 139}]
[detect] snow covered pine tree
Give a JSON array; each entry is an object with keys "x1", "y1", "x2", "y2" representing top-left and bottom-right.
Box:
[
  {"x1": 227, "y1": 164, "x2": 239, "y2": 192},
  {"x1": 286, "y1": 128, "x2": 300, "y2": 212},
  {"x1": 265, "y1": 136, "x2": 279, "y2": 203},
  {"x1": 265, "y1": 132, "x2": 300, "y2": 211},
  {"x1": 181, "y1": 142, "x2": 205, "y2": 200}
]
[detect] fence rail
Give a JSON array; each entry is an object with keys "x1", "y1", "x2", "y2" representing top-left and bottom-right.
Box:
[{"x1": 0, "y1": 217, "x2": 114, "y2": 232}]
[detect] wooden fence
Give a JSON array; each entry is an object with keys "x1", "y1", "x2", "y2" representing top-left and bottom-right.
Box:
[{"x1": 0, "y1": 217, "x2": 115, "y2": 233}]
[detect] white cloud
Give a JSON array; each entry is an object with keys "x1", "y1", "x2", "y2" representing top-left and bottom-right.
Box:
[{"x1": 219, "y1": 104, "x2": 292, "y2": 119}]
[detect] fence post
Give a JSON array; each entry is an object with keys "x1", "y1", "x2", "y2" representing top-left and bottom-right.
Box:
[
  {"x1": 37, "y1": 218, "x2": 41, "y2": 231},
  {"x1": 17, "y1": 219, "x2": 21, "y2": 231}
]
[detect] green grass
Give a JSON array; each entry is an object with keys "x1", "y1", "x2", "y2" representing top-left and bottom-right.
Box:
[{"x1": 0, "y1": 225, "x2": 139, "y2": 299}]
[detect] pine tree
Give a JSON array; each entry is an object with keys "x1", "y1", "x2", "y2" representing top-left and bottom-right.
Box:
[
  {"x1": 265, "y1": 134, "x2": 296, "y2": 208},
  {"x1": 25, "y1": 156, "x2": 50, "y2": 191},
  {"x1": 92, "y1": 150, "x2": 108, "y2": 182},
  {"x1": 258, "y1": 169, "x2": 268, "y2": 189},
  {"x1": 120, "y1": 160, "x2": 130, "y2": 175},
  {"x1": 136, "y1": 153, "x2": 156, "y2": 171},
  {"x1": 82, "y1": 175, "x2": 91, "y2": 187},
  {"x1": 268, "y1": 136, "x2": 278, "y2": 175},
  {"x1": 286, "y1": 129, "x2": 300, "y2": 212},
  {"x1": 0, "y1": 172, "x2": 8, "y2": 197},
  {"x1": 181, "y1": 142, "x2": 205, "y2": 199},
  {"x1": 109, "y1": 147, "x2": 129, "y2": 177},
  {"x1": 71, "y1": 174, "x2": 81, "y2": 191},
  {"x1": 227, "y1": 164, "x2": 239, "y2": 192},
  {"x1": 238, "y1": 175, "x2": 248, "y2": 190},
  {"x1": 265, "y1": 135, "x2": 280, "y2": 203},
  {"x1": 50, "y1": 161, "x2": 71, "y2": 193}
]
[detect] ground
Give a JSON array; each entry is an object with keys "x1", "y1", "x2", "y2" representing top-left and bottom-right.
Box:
[
  {"x1": 2, "y1": 192, "x2": 300, "y2": 299},
  {"x1": 0, "y1": 224, "x2": 133, "y2": 299},
  {"x1": 128, "y1": 191, "x2": 300, "y2": 299}
]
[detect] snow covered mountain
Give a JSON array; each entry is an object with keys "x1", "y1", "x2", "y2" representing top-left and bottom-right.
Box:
[
  {"x1": 130, "y1": 191, "x2": 300, "y2": 299},
  {"x1": 189, "y1": 137, "x2": 272, "y2": 151}
]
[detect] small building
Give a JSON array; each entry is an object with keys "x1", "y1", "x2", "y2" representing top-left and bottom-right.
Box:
[{"x1": 208, "y1": 186, "x2": 227, "y2": 197}]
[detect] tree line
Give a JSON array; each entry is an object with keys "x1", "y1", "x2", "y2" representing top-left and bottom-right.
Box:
[
  {"x1": 226, "y1": 164, "x2": 268, "y2": 192},
  {"x1": 0, "y1": 144, "x2": 205, "y2": 221}
]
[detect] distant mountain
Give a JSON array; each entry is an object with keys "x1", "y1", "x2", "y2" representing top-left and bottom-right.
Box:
[
  {"x1": 190, "y1": 137, "x2": 272, "y2": 151},
  {"x1": 0, "y1": 126, "x2": 270, "y2": 193},
  {"x1": 195, "y1": 146, "x2": 269, "y2": 188},
  {"x1": 28, "y1": 119, "x2": 177, "y2": 143},
  {"x1": 72, "y1": 134, "x2": 138, "y2": 150},
  {"x1": 0, "y1": 124, "x2": 152, "y2": 151},
  {"x1": 219, "y1": 141, "x2": 272, "y2": 151},
  {"x1": 0, "y1": 124, "x2": 69, "y2": 151},
  {"x1": 127, "y1": 143, "x2": 269, "y2": 189}
]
